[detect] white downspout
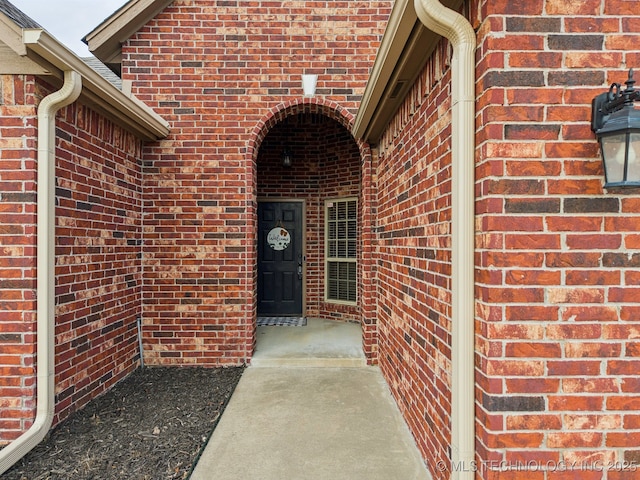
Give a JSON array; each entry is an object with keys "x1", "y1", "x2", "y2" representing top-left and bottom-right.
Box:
[
  {"x1": 413, "y1": 1, "x2": 476, "y2": 479},
  {"x1": 0, "y1": 70, "x2": 82, "y2": 475}
]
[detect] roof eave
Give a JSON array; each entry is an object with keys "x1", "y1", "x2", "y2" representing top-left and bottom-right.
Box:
[
  {"x1": 353, "y1": 0, "x2": 463, "y2": 144},
  {"x1": 23, "y1": 28, "x2": 169, "y2": 141},
  {"x1": 84, "y1": 0, "x2": 173, "y2": 67}
]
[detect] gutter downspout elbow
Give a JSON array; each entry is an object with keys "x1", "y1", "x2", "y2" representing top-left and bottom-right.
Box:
[
  {"x1": 414, "y1": 1, "x2": 476, "y2": 479},
  {"x1": 0, "y1": 70, "x2": 82, "y2": 475}
]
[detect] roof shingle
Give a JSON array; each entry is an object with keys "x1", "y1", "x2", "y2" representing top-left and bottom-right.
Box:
[{"x1": 0, "y1": 0, "x2": 41, "y2": 29}]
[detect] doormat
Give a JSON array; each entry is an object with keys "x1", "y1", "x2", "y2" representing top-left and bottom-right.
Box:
[{"x1": 257, "y1": 316, "x2": 307, "y2": 327}]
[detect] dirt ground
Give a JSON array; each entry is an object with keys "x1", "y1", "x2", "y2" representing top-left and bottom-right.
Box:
[{"x1": 3, "y1": 366, "x2": 244, "y2": 480}]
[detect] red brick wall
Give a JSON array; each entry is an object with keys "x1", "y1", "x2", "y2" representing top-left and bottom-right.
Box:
[
  {"x1": 0, "y1": 75, "x2": 38, "y2": 443},
  {"x1": 0, "y1": 76, "x2": 144, "y2": 444},
  {"x1": 474, "y1": 1, "x2": 640, "y2": 478},
  {"x1": 375, "y1": 39, "x2": 455, "y2": 479},
  {"x1": 374, "y1": 0, "x2": 640, "y2": 478},
  {"x1": 53, "y1": 84, "x2": 144, "y2": 425},
  {"x1": 125, "y1": 0, "x2": 392, "y2": 365}
]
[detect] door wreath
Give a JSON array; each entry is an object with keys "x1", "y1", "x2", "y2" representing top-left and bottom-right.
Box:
[{"x1": 267, "y1": 221, "x2": 291, "y2": 251}]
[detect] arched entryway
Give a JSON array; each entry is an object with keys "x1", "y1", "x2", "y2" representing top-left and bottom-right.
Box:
[{"x1": 247, "y1": 99, "x2": 377, "y2": 364}]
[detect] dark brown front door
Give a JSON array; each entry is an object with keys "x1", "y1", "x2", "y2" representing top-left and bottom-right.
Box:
[{"x1": 257, "y1": 201, "x2": 303, "y2": 315}]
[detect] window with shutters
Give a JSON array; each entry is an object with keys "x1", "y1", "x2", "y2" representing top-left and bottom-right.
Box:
[{"x1": 325, "y1": 198, "x2": 357, "y2": 304}]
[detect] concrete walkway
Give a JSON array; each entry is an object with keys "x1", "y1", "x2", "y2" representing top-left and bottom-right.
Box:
[{"x1": 190, "y1": 319, "x2": 431, "y2": 480}]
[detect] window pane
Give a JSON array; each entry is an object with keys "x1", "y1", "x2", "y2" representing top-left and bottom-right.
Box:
[
  {"x1": 328, "y1": 262, "x2": 338, "y2": 278},
  {"x1": 338, "y1": 239, "x2": 347, "y2": 257},
  {"x1": 348, "y1": 240, "x2": 356, "y2": 258},
  {"x1": 348, "y1": 281, "x2": 356, "y2": 302},
  {"x1": 328, "y1": 222, "x2": 336, "y2": 240},
  {"x1": 338, "y1": 221, "x2": 346, "y2": 238},
  {"x1": 348, "y1": 201, "x2": 357, "y2": 219},
  {"x1": 328, "y1": 278, "x2": 338, "y2": 299},
  {"x1": 328, "y1": 204, "x2": 337, "y2": 221}
]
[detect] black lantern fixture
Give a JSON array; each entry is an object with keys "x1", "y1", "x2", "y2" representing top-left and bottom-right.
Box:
[
  {"x1": 281, "y1": 148, "x2": 292, "y2": 168},
  {"x1": 591, "y1": 68, "x2": 640, "y2": 187}
]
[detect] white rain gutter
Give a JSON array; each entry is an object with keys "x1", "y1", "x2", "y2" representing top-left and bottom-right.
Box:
[
  {"x1": 0, "y1": 70, "x2": 82, "y2": 475},
  {"x1": 413, "y1": 1, "x2": 476, "y2": 479}
]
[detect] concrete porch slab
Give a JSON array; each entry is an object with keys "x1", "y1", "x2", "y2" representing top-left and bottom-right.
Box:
[{"x1": 251, "y1": 317, "x2": 367, "y2": 367}]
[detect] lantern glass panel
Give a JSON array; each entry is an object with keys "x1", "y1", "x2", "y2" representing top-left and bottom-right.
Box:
[
  {"x1": 628, "y1": 132, "x2": 640, "y2": 182},
  {"x1": 601, "y1": 133, "x2": 627, "y2": 184}
]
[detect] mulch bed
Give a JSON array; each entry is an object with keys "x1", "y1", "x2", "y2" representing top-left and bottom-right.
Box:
[{"x1": 3, "y1": 366, "x2": 244, "y2": 480}]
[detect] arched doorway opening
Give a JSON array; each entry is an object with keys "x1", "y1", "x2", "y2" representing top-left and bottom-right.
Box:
[{"x1": 247, "y1": 100, "x2": 377, "y2": 364}]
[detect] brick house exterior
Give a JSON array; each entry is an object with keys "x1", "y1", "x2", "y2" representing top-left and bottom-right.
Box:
[
  {"x1": 88, "y1": 0, "x2": 393, "y2": 366},
  {"x1": 2, "y1": 0, "x2": 640, "y2": 478}
]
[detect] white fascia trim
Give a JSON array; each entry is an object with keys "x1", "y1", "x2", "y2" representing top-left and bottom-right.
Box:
[
  {"x1": 83, "y1": 0, "x2": 174, "y2": 65},
  {"x1": 23, "y1": 28, "x2": 169, "y2": 141},
  {"x1": 352, "y1": 0, "x2": 417, "y2": 139}
]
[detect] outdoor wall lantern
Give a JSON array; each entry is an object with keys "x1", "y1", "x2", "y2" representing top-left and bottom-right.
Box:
[
  {"x1": 592, "y1": 68, "x2": 640, "y2": 187},
  {"x1": 281, "y1": 148, "x2": 293, "y2": 168}
]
